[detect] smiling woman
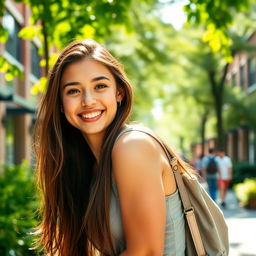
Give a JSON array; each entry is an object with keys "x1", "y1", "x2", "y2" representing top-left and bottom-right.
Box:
[
  {"x1": 33, "y1": 39, "x2": 190, "y2": 256},
  {"x1": 60, "y1": 58, "x2": 123, "y2": 157}
]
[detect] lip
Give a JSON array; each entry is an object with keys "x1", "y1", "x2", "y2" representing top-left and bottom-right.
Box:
[
  {"x1": 78, "y1": 110, "x2": 104, "y2": 122},
  {"x1": 78, "y1": 109, "x2": 103, "y2": 115}
]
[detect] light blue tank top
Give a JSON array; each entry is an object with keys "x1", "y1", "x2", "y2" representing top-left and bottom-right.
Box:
[{"x1": 109, "y1": 182, "x2": 186, "y2": 255}]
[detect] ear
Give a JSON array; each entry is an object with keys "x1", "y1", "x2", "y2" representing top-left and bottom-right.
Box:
[{"x1": 116, "y1": 86, "x2": 124, "y2": 102}]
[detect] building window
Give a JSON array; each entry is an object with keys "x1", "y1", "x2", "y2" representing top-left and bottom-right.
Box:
[
  {"x1": 31, "y1": 43, "x2": 40, "y2": 78},
  {"x1": 2, "y1": 12, "x2": 22, "y2": 62},
  {"x1": 248, "y1": 57, "x2": 255, "y2": 87},
  {"x1": 231, "y1": 73, "x2": 237, "y2": 86},
  {"x1": 239, "y1": 65, "x2": 244, "y2": 88}
]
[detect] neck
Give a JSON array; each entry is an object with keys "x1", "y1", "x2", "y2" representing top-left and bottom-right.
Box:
[{"x1": 82, "y1": 132, "x2": 105, "y2": 163}]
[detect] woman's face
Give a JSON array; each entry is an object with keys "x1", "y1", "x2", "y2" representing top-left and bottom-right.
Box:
[{"x1": 61, "y1": 58, "x2": 123, "y2": 141}]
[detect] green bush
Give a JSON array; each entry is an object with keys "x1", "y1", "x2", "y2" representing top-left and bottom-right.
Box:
[
  {"x1": 230, "y1": 162, "x2": 256, "y2": 187},
  {"x1": 0, "y1": 161, "x2": 39, "y2": 256},
  {"x1": 234, "y1": 178, "x2": 256, "y2": 207}
]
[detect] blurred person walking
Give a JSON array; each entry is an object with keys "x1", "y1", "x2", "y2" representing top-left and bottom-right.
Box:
[
  {"x1": 216, "y1": 149, "x2": 233, "y2": 208},
  {"x1": 201, "y1": 148, "x2": 220, "y2": 201}
]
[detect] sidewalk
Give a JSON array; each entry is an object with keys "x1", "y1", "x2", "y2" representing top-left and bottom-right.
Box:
[{"x1": 219, "y1": 190, "x2": 256, "y2": 256}]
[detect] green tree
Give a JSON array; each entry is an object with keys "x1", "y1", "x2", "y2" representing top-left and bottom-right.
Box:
[
  {"x1": 157, "y1": 17, "x2": 256, "y2": 153},
  {"x1": 173, "y1": 17, "x2": 256, "y2": 148},
  {"x1": 104, "y1": 2, "x2": 176, "y2": 123},
  {"x1": 1, "y1": 0, "x2": 159, "y2": 91},
  {"x1": 0, "y1": 162, "x2": 38, "y2": 255},
  {"x1": 184, "y1": 0, "x2": 252, "y2": 58}
]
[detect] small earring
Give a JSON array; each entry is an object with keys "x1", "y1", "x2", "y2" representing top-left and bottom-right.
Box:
[
  {"x1": 60, "y1": 105, "x2": 64, "y2": 113},
  {"x1": 117, "y1": 101, "x2": 122, "y2": 107}
]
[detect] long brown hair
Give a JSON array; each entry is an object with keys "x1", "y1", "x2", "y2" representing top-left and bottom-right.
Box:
[
  {"x1": 34, "y1": 39, "x2": 193, "y2": 256},
  {"x1": 34, "y1": 39, "x2": 133, "y2": 256}
]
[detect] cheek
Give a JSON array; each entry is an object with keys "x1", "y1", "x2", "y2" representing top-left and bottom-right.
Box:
[
  {"x1": 62, "y1": 102, "x2": 79, "y2": 128},
  {"x1": 106, "y1": 94, "x2": 118, "y2": 110},
  {"x1": 62, "y1": 99, "x2": 78, "y2": 124},
  {"x1": 103, "y1": 90, "x2": 117, "y2": 105},
  {"x1": 63, "y1": 97, "x2": 76, "y2": 112}
]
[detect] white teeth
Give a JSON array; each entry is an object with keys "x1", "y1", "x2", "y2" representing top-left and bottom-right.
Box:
[{"x1": 81, "y1": 111, "x2": 102, "y2": 119}]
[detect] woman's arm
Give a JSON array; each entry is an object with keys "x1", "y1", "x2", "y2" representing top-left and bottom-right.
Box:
[{"x1": 112, "y1": 131, "x2": 166, "y2": 256}]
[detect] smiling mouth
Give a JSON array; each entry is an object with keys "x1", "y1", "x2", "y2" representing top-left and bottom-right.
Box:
[{"x1": 79, "y1": 110, "x2": 104, "y2": 121}]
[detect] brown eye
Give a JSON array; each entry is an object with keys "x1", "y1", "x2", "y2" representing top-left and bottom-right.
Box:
[
  {"x1": 67, "y1": 89, "x2": 79, "y2": 95},
  {"x1": 95, "y1": 84, "x2": 107, "y2": 89}
]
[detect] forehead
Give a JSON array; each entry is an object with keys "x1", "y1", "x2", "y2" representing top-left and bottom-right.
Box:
[{"x1": 61, "y1": 58, "x2": 115, "y2": 85}]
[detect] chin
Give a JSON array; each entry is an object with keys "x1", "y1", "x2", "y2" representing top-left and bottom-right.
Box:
[{"x1": 81, "y1": 126, "x2": 107, "y2": 136}]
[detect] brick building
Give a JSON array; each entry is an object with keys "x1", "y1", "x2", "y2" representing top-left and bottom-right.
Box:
[
  {"x1": 225, "y1": 32, "x2": 256, "y2": 164},
  {"x1": 0, "y1": 0, "x2": 41, "y2": 170},
  {"x1": 192, "y1": 32, "x2": 256, "y2": 164}
]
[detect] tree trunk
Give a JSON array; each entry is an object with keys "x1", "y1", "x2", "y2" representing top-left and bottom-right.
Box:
[
  {"x1": 42, "y1": 0, "x2": 49, "y2": 76},
  {"x1": 201, "y1": 109, "x2": 209, "y2": 156},
  {"x1": 208, "y1": 62, "x2": 229, "y2": 150},
  {"x1": 216, "y1": 97, "x2": 223, "y2": 149}
]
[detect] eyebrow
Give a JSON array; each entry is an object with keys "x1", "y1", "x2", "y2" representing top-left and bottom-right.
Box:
[{"x1": 63, "y1": 76, "x2": 111, "y2": 88}]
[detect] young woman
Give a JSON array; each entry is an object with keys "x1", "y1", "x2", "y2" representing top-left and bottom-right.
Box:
[{"x1": 34, "y1": 39, "x2": 191, "y2": 256}]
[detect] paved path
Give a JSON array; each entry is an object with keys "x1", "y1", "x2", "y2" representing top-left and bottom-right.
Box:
[{"x1": 219, "y1": 190, "x2": 256, "y2": 256}]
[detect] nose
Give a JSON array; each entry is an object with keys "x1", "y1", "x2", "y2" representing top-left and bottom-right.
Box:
[{"x1": 81, "y1": 91, "x2": 96, "y2": 106}]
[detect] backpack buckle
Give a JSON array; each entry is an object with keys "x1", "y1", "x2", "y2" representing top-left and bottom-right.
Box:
[{"x1": 184, "y1": 207, "x2": 194, "y2": 215}]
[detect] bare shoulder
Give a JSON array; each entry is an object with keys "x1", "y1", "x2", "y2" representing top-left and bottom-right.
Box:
[
  {"x1": 112, "y1": 130, "x2": 160, "y2": 162},
  {"x1": 111, "y1": 129, "x2": 164, "y2": 187}
]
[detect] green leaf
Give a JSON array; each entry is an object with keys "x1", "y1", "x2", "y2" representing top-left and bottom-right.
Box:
[
  {"x1": 79, "y1": 24, "x2": 95, "y2": 39},
  {"x1": 31, "y1": 76, "x2": 47, "y2": 95},
  {"x1": 18, "y1": 26, "x2": 39, "y2": 40},
  {"x1": 5, "y1": 72, "x2": 14, "y2": 82},
  {"x1": 49, "y1": 53, "x2": 59, "y2": 68},
  {"x1": 39, "y1": 59, "x2": 46, "y2": 67},
  {"x1": 0, "y1": 25, "x2": 8, "y2": 43},
  {"x1": 0, "y1": 56, "x2": 9, "y2": 72},
  {"x1": 0, "y1": 59, "x2": 22, "y2": 81}
]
